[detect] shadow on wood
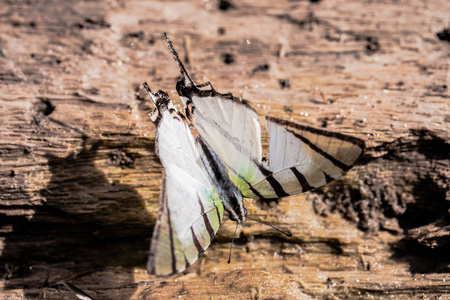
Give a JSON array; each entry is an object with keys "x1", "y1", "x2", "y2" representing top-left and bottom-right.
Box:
[{"x1": 1, "y1": 138, "x2": 155, "y2": 297}]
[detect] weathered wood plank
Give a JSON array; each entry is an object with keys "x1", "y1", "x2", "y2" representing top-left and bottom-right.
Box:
[{"x1": 1, "y1": 0, "x2": 449, "y2": 299}]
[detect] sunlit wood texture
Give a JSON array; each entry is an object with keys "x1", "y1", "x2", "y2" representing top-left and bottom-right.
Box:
[{"x1": 1, "y1": 0, "x2": 449, "y2": 298}]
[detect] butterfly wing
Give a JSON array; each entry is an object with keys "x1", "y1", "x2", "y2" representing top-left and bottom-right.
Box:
[
  {"x1": 146, "y1": 88, "x2": 224, "y2": 277},
  {"x1": 149, "y1": 165, "x2": 224, "y2": 276},
  {"x1": 239, "y1": 116, "x2": 366, "y2": 198},
  {"x1": 175, "y1": 79, "x2": 364, "y2": 200},
  {"x1": 164, "y1": 35, "x2": 365, "y2": 200},
  {"x1": 164, "y1": 34, "x2": 267, "y2": 192},
  {"x1": 179, "y1": 88, "x2": 268, "y2": 192}
]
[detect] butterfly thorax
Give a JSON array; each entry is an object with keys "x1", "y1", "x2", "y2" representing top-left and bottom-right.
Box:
[{"x1": 196, "y1": 136, "x2": 246, "y2": 224}]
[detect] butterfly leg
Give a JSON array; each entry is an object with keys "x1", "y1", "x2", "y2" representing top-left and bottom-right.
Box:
[{"x1": 196, "y1": 81, "x2": 214, "y2": 89}]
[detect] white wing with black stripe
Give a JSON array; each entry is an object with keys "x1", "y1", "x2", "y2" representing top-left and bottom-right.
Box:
[
  {"x1": 149, "y1": 165, "x2": 224, "y2": 276},
  {"x1": 144, "y1": 86, "x2": 224, "y2": 277},
  {"x1": 164, "y1": 34, "x2": 268, "y2": 193},
  {"x1": 239, "y1": 116, "x2": 365, "y2": 199},
  {"x1": 180, "y1": 88, "x2": 268, "y2": 193}
]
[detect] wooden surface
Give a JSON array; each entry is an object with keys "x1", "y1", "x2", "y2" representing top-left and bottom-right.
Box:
[{"x1": 1, "y1": 0, "x2": 449, "y2": 299}]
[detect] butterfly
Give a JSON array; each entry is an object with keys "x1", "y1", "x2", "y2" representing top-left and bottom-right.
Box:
[{"x1": 143, "y1": 33, "x2": 366, "y2": 277}]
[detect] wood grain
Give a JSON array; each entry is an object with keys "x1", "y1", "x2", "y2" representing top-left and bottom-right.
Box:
[{"x1": 1, "y1": 0, "x2": 449, "y2": 299}]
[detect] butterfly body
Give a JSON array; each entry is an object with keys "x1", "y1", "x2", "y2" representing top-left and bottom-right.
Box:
[
  {"x1": 196, "y1": 136, "x2": 246, "y2": 223},
  {"x1": 143, "y1": 34, "x2": 366, "y2": 277}
]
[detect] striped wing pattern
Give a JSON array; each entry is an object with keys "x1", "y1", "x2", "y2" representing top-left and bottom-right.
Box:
[
  {"x1": 177, "y1": 85, "x2": 365, "y2": 200},
  {"x1": 148, "y1": 165, "x2": 224, "y2": 276},
  {"x1": 147, "y1": 90, "x2": 224, "y2": 277},
  {"x1": 185, "y1": 93, "x2": 267, "y2": 192},
  {"x1": 145, "y1": 35, "x2": 367, "y2": 276},
  {"x1": 239, "y1": 116, "x2": 366, "y2": 199}
]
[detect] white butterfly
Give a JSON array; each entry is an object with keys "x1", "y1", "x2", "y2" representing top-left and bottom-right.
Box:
[{"x1": 144, "y1": 34, "x2": 366, "y2": 277}]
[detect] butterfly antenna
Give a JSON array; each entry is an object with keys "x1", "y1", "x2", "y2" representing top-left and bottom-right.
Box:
[
  {"x1": 246, "y1": 215, "x2": 292, "y2": 237},
  {"x1": 163, "y1": 32, "x2": 195, "y2": 88},
  {"x1": 227, "y1": 222, "x2": 239, "y2": 264},
  {"x1": 142, "y1": 82, "x2": 158, "y2": 105}
]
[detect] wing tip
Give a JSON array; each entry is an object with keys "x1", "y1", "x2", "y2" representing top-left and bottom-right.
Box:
[{"x1": 146, "y1": 255, "x2": 191, "y2": 278}]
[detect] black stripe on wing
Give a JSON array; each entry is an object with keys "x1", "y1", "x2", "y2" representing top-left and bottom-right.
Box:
[
  {"x1": 198, "y1": 196, "x2": 215, "y2": 241},
  {"x1": 147, "y1": 177, "x2": 177, "y2": 276},
  {"x1": 167, "y1": 205, "x2": 177, "y2": 275},
  {"x1": 266, "y1": 116, "x2": 366, "y2": 147},
  {"x1": 239, "y1": 174, "x2": 267, "y2": 200},
  {"x1": 266, "y1": 116, "x2": 366, "y2": 171},
  {"x1": 190, "y1": 227, "x2": 204, "y2": 255},
  {"x1": 256, "y1": 161, "x2": 289, "y2": 198},
  {"x1": 290, "y1": 167, "x2": 313, "y2": 192},
  {"x1": 176, "y1": 80, "x2": 258, "y2": 114}
]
